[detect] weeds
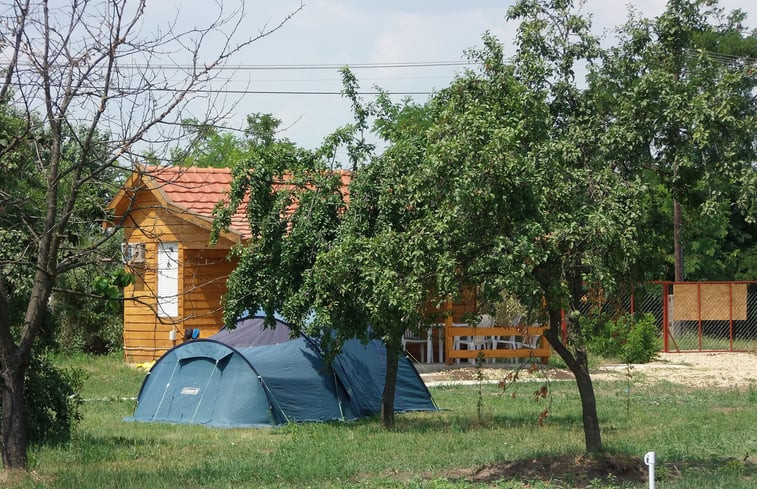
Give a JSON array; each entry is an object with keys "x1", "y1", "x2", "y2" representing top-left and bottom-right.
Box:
[
  {"x1": 7, "y1": 354, "x2": 756, "y2": 489},
  {"x1": 475, "y1": 351, "x2": 486, "y2": 425},
  {"x1": 623, "y1": 363, "x2": 635, "y2": 418},
  {"x1": 497, "y1": 354, "x2": 553, "y2": 427}
]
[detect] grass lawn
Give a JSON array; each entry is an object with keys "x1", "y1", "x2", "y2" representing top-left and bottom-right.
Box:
[{"x1": 7, "y1": 354, "x2": 757, "y2": 488}]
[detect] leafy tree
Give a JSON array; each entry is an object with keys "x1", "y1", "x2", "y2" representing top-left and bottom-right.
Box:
[
  {"x1": 682, "y1": 183, "x2": 757, "y2": 280},
  {"x1": 214, "y1": 70, "x2": 446, "y2": 428},
  {"x1": 471, "y1": 0, "x2": 645, "y2": 452},
  {"x1": 322, "y1": 13, "x2": 645, "y2": 446},
  {"x1": 215, "y1": 0, "x2": 753, "y2": 448},
  {"x1": 212, "y1": 133, "x2": 348, "y2": 330},
  {"x1": 171, "y1": 114, "x2": 288, "y2": 169},
  {"x1": 296, "y1": 87, "x2": 444, "y2": 429},
  {"x1": 173, "y1": 121, "x2": 248, "y2": 169},
  {"x1": 0, "y1": 0, "x2": 299, "y2": 471},
  {"x1": 216, "y1": 24, "x2": 637, "y2": 449},
  {"x1": 214, "y1": 2, "x2": 621, "y2": 447},
  {"x1": 593, "y1": 0, "x2": 757, "y2": 281}
]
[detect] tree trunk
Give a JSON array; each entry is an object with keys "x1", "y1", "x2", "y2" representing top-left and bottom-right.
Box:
[
  {"x1": 544, "y1": 310, "x2": 603, "y2": 453},
  {"x1": 1, "y1": 360, "x2": 28, "y2": 469},
  {"x1": 571, "y1": 360, "x2": 602, "y2": 452},
  {"x1": 381, "y1": 340, "x2": 400, "y2": 429},
  {"x1": 0, "y1": 264, "x2": 54, "y2": 470},
  {"x1": 673, "y1": 198, "x2": 684, "y2": 282}
]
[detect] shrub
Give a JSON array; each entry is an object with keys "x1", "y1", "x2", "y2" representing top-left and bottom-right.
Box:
[
  {"x1": 583, "y1": 313, "x2": 660, "y2": 364},
  {"x1": 582, "y1": 313, "x2": 626, "y2": 359},
  {"x1": 0, "y1": 354, "x2": 87, "y2": 445},
  {"x1": 621, "y1": 313, "x2": 661, "y2": 364},
  {"x1": 52, "y1": 239, "x2": 127, "y2": 355}
]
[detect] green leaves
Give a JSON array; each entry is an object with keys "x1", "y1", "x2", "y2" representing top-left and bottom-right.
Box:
[
  {"x1": 92, "y1": 269, "x2": 133, "y2": 312},
  {"x1": 593, "y1": 0, "x2": 756, "y2": 280}
]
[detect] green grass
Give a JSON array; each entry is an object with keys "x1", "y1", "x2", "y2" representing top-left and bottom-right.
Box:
[
  {"x1": 8, "y1": 354, "x2": 757, "y2": 488},
  {"x1": 666, "y1": 330, "x2": 757, "y2": 352}
]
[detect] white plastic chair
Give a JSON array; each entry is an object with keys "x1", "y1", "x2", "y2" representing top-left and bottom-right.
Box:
[
  {"x1": 488, "y1": 315, "x2": 520, "y2": 363},
  {"x1": 453, "y1": 315, "x2": 494, "y2": 364},
  {"x1": 490, "y1": 335, "x2": 520, "y2": 350},
  {"x1": 401, "y1": 328, "x2": 433, "y2": 363},
  {"x1": 478, "y1": 314, "x2": 495, "y2": 327},
  {"x1": 518, "y1": 334, "x2": 541, "y2": 349}
]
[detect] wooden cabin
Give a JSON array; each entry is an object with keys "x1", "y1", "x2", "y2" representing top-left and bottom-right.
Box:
[
  {"x1": 107, "y1": 165, "x2": 549, "y2": 364},
  {"x1": 107, "y1": 166, "x2": 250, "y2": 362},
  {"x1": 108, "y1": 166, "x2": 353, "y2": 363}
]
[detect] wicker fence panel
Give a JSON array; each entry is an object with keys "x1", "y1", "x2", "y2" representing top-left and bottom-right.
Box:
[{"x1": 630, "y1": 282, "x2": 757, "y2": 353}]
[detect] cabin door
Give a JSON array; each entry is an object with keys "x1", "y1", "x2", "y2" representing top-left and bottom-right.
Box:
[{"x1": 157, "y1": 242, "x2": 179, "y2": 317}]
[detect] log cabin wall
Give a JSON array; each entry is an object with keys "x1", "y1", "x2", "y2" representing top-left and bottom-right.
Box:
[
  {"x1": 119, "y1": 188, "x2": 238, "y2": 363},
  {"x1": 180, "y1": 248, "x2": 237, "y2": 337}
]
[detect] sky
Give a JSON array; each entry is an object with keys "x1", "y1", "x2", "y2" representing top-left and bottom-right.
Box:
[{"x1": 141, "y1": 0, "x2": 757, "y2": 151}]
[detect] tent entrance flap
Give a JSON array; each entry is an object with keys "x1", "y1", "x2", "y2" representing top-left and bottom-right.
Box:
[{"x1": 164, "y1": 356, "x2": 226, "y2": 424}]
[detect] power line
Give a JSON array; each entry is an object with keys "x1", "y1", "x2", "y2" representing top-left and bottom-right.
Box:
[
  {"x1": 148, "y1": 87, "x2": 434, "y2": 95},
  {"x1": 153, "y1": 61, "x2": 478, "y2": 70},
  {"x1": 14, "y1": 60, "x2": 481, "y2": 71},
  {"x1": 7, "y1": 81, "x2": 437, "y2": 96},
  {"x1": 9, "y1": 59, "x2": 476, "y2": 95},
  {"x1": 10, "y1": 50, "x2": 751, "y2": 99},
  {"x1": 685, "y1": 48, "x2": 757, "y2": 65}
]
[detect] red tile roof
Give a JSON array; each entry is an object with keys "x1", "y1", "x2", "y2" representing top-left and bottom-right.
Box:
[
  {"x1": 109, "y1": 166, "x2": 351, "y2": 242},
  {"x1": 146, "y1": 166, "x2": 250, "y2": 238}
]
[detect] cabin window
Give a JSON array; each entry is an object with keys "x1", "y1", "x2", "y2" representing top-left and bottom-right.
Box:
[{"x1": 157, "y1": 242, "x2": 179, "y2": 317}]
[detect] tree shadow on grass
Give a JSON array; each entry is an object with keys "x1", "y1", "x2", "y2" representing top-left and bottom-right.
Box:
[
  {"x1": 70, "y1": 433, "x2": 171, "y2": 463},
  {"x1": 390, "y1": 411, "x2": 585, "y2": 433},
  {"x1": 453, "y1": 453, "x2": 756, "y2": 489},
  {"x1": 459, "y1": 453, "x2": 647, "y2": 488}
]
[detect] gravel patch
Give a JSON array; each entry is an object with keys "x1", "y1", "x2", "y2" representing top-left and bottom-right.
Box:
[
  {"x1": 592, "y1": 351, "x2": 757, "y2": 388},
  {"x1": 420, "y1": 351, "x2": 757, "y2": 388}
]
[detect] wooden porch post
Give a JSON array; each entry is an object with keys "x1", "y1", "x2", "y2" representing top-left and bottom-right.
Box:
[{"x1": 445, "y1": 298, "x2": 453, "y2": 365}]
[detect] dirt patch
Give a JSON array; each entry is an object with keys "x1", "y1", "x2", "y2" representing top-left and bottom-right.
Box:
[
  {"x1": 453, "y1": 454, "x2": 756, "y2": 488},
  {"x1": 421, "y1": 351, "x2": 757, "y2": 388},
  {"x1": 356, "y1": 455, "x2": 651, "y2": 488},
  {"x1": 462, "y1": 454, "x2": 646, "y2": 488},
  {"x1": 420, "y1": 363, "x2": 560, "y2": 385}
]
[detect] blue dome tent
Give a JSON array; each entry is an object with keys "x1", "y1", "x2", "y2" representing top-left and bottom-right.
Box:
[{"x1": 130, "y1": 317, "x2": 437, "y2": 427}]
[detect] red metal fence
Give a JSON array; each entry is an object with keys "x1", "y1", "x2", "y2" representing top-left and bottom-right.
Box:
[{"x1": 628, "y1": 281, "x2": 757, "y2": 353}]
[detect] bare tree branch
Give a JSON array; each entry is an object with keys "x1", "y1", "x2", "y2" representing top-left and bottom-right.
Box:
[{"x1": 0, "y1": 0, "x2": 302, "y2": 469}]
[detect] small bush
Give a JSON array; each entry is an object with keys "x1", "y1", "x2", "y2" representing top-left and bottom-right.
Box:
[
  {"x1": 53, "y1": 254, "x2": 127, "y2": 355},
  {"x1": 621, "y1": 313, "x2": 661, "y2": 364},
  {"x1": 0, "y1": 354, "x2": 87, "y2": 445},
  {"x1": 582, "y1": 313, "x2": 627, "y2": 359},
  {"x1": 583, "y1": 313, "x2": 660, "y2": 364}
]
